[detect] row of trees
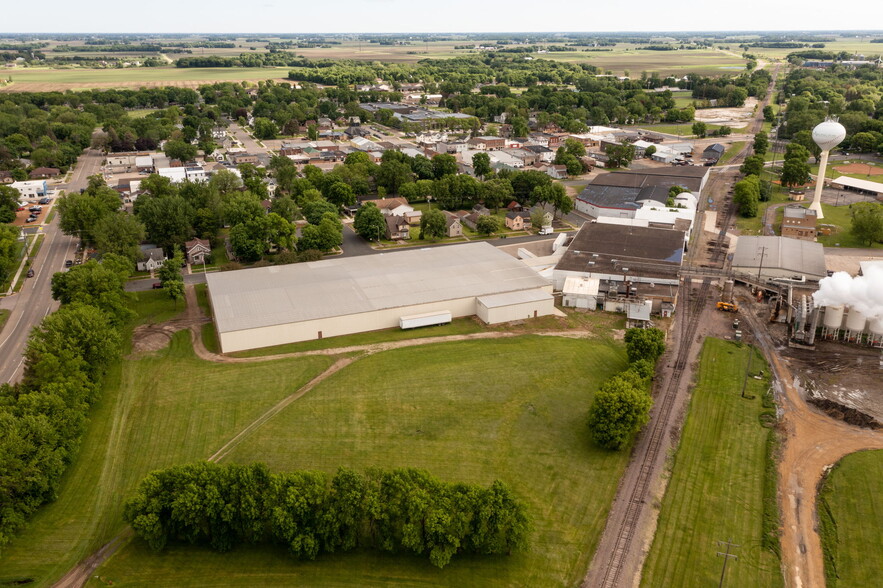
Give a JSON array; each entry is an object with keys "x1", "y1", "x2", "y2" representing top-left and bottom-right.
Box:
[
  {"x1": 124, "y1": 462, "x2": 530, "y2": 569},
  {"x1": 587, "y1": 328, "x2": 665, "y2": 450},
  {"x1": 0, "y1": 254, "x2": 131, "y2": 550},
  {"x1": 733, "y1": 132, "x2": 774, "y2": 218}
]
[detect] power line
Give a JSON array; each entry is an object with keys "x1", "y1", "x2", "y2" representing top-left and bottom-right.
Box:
[{"x1": 716, "y1": 539, "x2": 740, "y2": 588}]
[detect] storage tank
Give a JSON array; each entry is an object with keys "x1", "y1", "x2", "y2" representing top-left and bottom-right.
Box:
[
  {"x1": 870, "y1": 317, "x2": 883, "y2": 336},
  {"x1": 722, "y1": 280, "x2": 734, "y2": 303},
  {"x1": 844, "y1": 308, "x2": 867, "y2": 333},
  {"x1": 822, "y1": 305, "x2": 845, "y2": 329}
]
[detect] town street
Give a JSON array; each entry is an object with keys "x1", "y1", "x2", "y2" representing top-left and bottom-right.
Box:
[{"x1": 0, "y1": 149, "x2": 103, "y2": 384}]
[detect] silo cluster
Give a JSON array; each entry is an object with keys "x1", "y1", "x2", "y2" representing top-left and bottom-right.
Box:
[{"x1": 817, "y1": 304, "x2": 883, "y2": 346}]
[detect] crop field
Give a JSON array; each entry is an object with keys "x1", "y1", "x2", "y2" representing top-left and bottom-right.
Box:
[
  {"x1": 744, "y1": 36, "x2": 883, "y2": 60},
  {"x1": 0, "y1": 295, "x2": 335, "y2": 587},
  {"x1": 641, "y1": 338, "x2": 783, "y2": 588},
  {"x1": 0, "y1": 67, "x2": 293, "y2": 92},
  {"x1": 90, "y1": 334, "x2": 632, "y2": 587},
  {"x1": 817, "y1": 449, "x2": 883, "y2": 588}
]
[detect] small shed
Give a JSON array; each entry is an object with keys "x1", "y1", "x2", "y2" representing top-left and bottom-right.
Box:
[
  {"x1": 562, "y1": 276, "x2": 600, "y2": 310},
  {"x1": 476, "y1": 289, "x2": 555, "y2": 324}
]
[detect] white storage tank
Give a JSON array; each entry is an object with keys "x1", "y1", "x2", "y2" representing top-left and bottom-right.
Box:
[
  {"x1": 822, "y1": 305, "x2": 845, "y2": 329},
  {"x1": 870, "y1": 317, "x2": 883, "y2": 336},
  {"x1": 844, "y1": 308, "x2": 867, "y2": 332}
]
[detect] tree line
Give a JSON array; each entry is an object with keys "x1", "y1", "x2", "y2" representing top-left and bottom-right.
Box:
[
  {"x1": 124, "y1": 462, "x2": 530, "y2": 569},
  {"x1": 0, "y1": 253, "x2": 131, "y2": 550},
  {"x1": 587, "y1": 328, "x2": 666, "y2": 450}
]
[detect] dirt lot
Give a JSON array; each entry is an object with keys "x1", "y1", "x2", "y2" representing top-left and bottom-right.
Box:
[
  {"x1": 693, "y1": 97, "x2": 758, "y2": 129},
  {"x1": 834, "y1": 162, "x2": 883, "y2": 176}
]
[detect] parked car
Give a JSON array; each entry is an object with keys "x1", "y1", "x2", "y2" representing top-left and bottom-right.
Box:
[
  {"x1": 29, "y1": 206, "x2": 42, "y2": 214},
  {"x1": 39, "y1": 197, "x2": 51, "y2": 205},
  {"x1": 152, "y1": 282, "x2": 163, "y2": 289},
  {"x1": 64, "y1": 259, "x2": 73, "y2": 268},
  {"x1": 27, "y1": 268, "x2": 35, "y2": 278},
  {"x1": 25, "y1": 215, "x2": 38, "y2": 223}
]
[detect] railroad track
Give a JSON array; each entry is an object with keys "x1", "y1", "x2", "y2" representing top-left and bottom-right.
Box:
[{"x1": 600, "y1": 277, "x2": 711, "y2": 588}]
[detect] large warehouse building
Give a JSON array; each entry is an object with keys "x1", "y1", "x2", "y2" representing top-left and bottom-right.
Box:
[
  {"x1": 206, "y1": 242, "x2": 555, "y2": 353},
  {"x1": 731, "y1": 236, "x2": 827, "y2": 283}
]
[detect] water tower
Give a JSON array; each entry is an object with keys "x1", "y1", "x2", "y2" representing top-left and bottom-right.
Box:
[{"x1": 809, "y1": 118, "x2": 847, "y2": 219}]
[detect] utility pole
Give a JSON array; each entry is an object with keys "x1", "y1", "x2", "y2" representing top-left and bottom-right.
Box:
[
  {"x1": 716, "y1": 539, "x2": 740, "y2": 588},
  {"x1": 756, "y1": 245, "x2": 768, "y2": 286}
]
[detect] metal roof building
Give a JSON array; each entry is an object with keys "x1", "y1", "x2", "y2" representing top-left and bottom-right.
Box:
[
  {"x1": 731, "y1": 236, "x2": 827, "y2": 282},
  {"x1": 206, "y1": 242, "x2": 554, "y2": 352}
]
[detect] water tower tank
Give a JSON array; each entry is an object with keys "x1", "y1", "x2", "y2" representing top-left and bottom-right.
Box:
[
  {"x1": 869, "y1": 317, "x2": 883, "y2": 336},
  {"x1": 845, "y1": 308, "x2": 867, "y2": 332},
  {"x1": 823, "y1": 305, "x2": 845, "y2": 329},
  {"x1": 812, "y1": 120, "x2": 847, "y2": 151}
]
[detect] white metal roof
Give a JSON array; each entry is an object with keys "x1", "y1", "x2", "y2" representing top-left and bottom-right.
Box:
[
  {"x1": 731, "y1": 236, "x2": 826, "y2": 278},
  {"x1": 134, "y1": 156, "x2": 153, "y2": 167},
  {"x1": 208, "y1": 242, "x2": 551, "y2": 334},
  {"x1": 563, "y1": 276, "x2": 600, "y2": 296},
  {"x1": 831, "y1": 176, "x2": 883, "y2": 194}
]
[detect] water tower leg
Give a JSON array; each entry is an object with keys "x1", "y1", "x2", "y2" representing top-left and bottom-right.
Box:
[{"x1": 808, "y1": 150, "x2": 828, "y2": 220}]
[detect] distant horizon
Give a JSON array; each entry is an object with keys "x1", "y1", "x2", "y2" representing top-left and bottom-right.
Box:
[
  {"x1": 4, "y1": 0, "x2": 883, "y2": 36},
  {"x1": 3, "y1": 30, "x2": 883, "y2": 36}
]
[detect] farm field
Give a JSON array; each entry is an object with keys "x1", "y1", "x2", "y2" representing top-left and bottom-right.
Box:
[
  {"x1": 817, "y1": 449, "x2": 883, "y2": 588},
  {"x1": 0, "y1": 294, "x2": 335, "y2": 587},
  {"x1": 92, "y1": 334, "x2": 633, "y2": 587},
  {"x1": 0, "y1": 67, "x2": 293, "y2": 91},
  {"x1": 744, "y1": 36, "x2": 883, "y2": 60},
  {"x1": 641, "y1": 338, "x2": 783, "y2": 588}
]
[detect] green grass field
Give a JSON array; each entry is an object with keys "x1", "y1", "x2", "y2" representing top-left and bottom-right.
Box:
[
  {"x1": 718, "y1": 141, "x2": 747, "y2": 166},
  {"x1": 816, "y1": 202, "x2": 883, "y2": 249},
  {"x1": 0, "y1": 308, "x2": 10, "y2": 332},
  {"x1": 0, "y1": 66, "x2": 293, "y2": 87},
  {"x1": 641, "y1": 339, "x2": 782, "y2": 588},
  {"x1": 92, "y1": 334, "x2": 632, "y2": 587},
  {"x1": 817, "y1": 449, "x2": 883, "y2": 588},
  {"x1": 0, "y1": 295, "x2": 335, "y2": 587}
]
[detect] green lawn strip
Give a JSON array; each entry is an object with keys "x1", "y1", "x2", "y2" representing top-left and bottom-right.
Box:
[
  {"x1": 0, "y1": 308, "x2": 10, "y2": 332},
  {"x1": 817, "y1": 450, "x2": 883, "y2": 588},
  {"x1": 194, "y1": 283, "x2": 211, "y2": 317},
  {"x1": 228, "y1": 309, "x2": 625, "y2": 358},
  {"x1": 718, "y1": 141, "x2": 747, "y2": 166},
  {"x1": 94, "y1": 335, "x2": 633, "y2": 587},
  {"x1": 816, "y1": 202, "x2": 883, "y2": 249},
  {"x1": 641, "y1": 339, "x2": 783, "y2": 588},
  {"x1": 0, "y1": 322, "x2": 335, "y2": 587}
]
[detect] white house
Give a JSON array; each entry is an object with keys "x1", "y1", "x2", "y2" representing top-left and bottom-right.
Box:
[{"x1": 137, "y1": 247, "x2": 167, "y2": 272}]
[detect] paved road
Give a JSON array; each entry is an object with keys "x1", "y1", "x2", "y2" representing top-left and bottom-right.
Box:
[
  {"x1": 125, "y1": 272, "x2": 207, "y2": 292},
  {"x1": 0, "y1": 149, "x2": 103, "y2": 384}
]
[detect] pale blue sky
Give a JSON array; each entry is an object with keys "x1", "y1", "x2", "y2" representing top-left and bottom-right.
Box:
[{"x1": 4, "y1": 0, "x2": 883, "y2": 34}]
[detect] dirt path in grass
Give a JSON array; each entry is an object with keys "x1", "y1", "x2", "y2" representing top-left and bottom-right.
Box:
[{"x1": 740, "y1": 303, "x2": 883, "y2": 588}]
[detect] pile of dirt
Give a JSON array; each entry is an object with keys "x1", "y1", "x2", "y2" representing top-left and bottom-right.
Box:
[{"x1": 808, "y1": 397, "x2": 881, "y2": 430}]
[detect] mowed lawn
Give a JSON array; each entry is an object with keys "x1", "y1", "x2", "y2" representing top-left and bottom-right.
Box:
[
  {"x1": 818, "y1": 450, "x2": 883, "y2": 588},
  {"x1": 92, "y1": 335, "x2": 632, "y2": 587},
  {"x1": 0, "y1": 314, "x2": 334, "y2": 587},
  {"x1": 641, "y1": 339, "x2": 783, "y2": 588}
]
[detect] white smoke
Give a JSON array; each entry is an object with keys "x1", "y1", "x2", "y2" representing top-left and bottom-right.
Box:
[{"x1": 813, "y1": 265, "x2": 883, "y2": 320}]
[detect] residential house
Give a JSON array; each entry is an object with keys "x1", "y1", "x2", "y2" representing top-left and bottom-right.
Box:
[
  {"x1": 137, "y1": 247, "x2": 167, "y2": 272},
  {"x1": 185, "y1": 238, "x2": 212, "y2": 264},
  {"x1": 28, "y1": 167, "x2": 60, "y2": 179},
  {"x1": 362, "y1": 197, "x2": 414, "y2": 218},
  {"x1": 385, "y1": 215, "x2": 411, "y2": 240},
  {"x1": 461, "y1": 208, "x2": 489, "y2": 230},
  {"x1": 505, "y1": 210, "x2": 532, "y2": 230},
  {"x1": 545, "y1": 165, "x2": 568, "y2": 179},
  {"x1": 502, "y1": 148, "x2": 538, "y2": 167},
  {"x1": 442, "y1": 211, "x2": 463, "y2": 237},
  {"x1": 317, "y1": 117, "x2": 333, "y2": 130},
  {"x1": 524, "y1": 144, "x2": 555, "y2": 163},
  {"x1": 0, "y1": 171, "x2": 13, "y2": 184}
]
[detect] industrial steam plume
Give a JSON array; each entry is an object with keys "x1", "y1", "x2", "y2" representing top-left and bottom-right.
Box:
[{"x1": 813, "y1": 265, "x2": 883, "y2": 319}]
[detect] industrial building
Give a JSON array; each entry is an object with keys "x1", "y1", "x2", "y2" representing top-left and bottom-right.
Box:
[
  {"x1": 830, "y1": 176, "x2": 883, "y2": 200},
  {"x1": 573, "y1": 167, "x2": 708, "y2": 236},
  {"x1": 206, "y1": 242, "x2": 555, "y2": 353},
  {"x1": 553, "y1": 222, "x2": 684, "y2": 315},
  {"x1": 731, "y1": 236, "x2": 827, "y2": 283},
  {"x1": 781, "y1": 206, "x2": 818, "y2": 241}
]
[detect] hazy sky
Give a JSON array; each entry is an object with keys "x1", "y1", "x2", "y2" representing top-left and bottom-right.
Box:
[{"x1": 5, "y1": 0, "x2": 883, "y2": 34}]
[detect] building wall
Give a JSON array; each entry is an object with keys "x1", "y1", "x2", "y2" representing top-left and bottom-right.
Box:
[
  {"x1": 216, "y1": 296, "x2": 481, "y2": 353},
  {"x1": 562, "y1": 293, "x2": 597, "y2": 309},
  {"x1": 476, "y1": 297, "x2": 555, "y2": 324},
  {"x1": 574, "y1": 199, "x2": 635, "y2": 219}
]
